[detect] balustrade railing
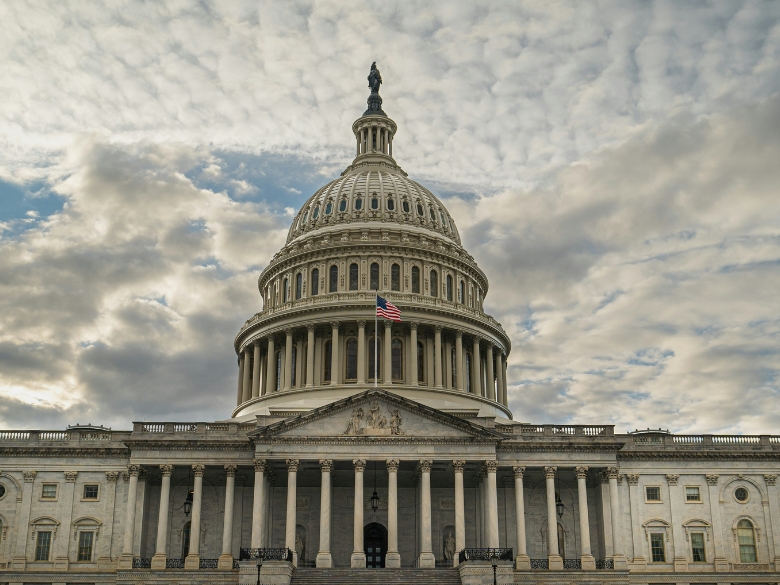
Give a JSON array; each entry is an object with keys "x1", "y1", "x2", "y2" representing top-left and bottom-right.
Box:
[
  {"x1": 0, "y1": 431, "x2": 30, "y2": 440},
  {"x1": 39, "y1": 431, "x2": 69, "y2": 440},
  {"x1": 199, "y1": 558, "x2": 220, "y2": 569},
  {"x1": 165, "y1": 558, "x2": 184, "y2": 568},
  {"x1": 132, "y1": 557, "x2": 152, "y2": 568},
  {"x1": 239, "y1": 548, "x2": 293, "y2": 562},
  {"x1": 530, "y1": 559, "x2": 549, "y2": 569},
  {"x1": 457, "y1": 548, "x2": 513, "y2": 563},
  {"x1": 595, "y1": 559, "x2": 614, "y2": 569},
  {"x1": 563, "y1": 559, "x2": 582, "y2": 569}
]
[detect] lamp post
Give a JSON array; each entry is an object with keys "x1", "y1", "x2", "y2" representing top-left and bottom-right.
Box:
[
  {"x1": 255, "y1": 552, "x2": 263, "y2": 585},
  {"x1": 491, "y1": 555, "x2": 497, "y2": 585}
]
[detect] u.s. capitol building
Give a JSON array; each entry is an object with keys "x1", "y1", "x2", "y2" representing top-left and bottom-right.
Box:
[{"x1": 1, "y1": 66, "x2": 778, "y2": 585}]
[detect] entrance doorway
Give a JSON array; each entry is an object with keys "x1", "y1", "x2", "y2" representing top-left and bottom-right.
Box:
[{"x1": 364, "y1": 522, "x2": 388, "y2": 568}]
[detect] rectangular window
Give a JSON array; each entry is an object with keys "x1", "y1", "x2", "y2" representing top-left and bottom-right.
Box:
[
  {"x1": 35, "y1": 531, "x2": 51, "y2": 561},
  {"x1": 650, "y1": 533, "x2": 666, "y2": 562},
  {"x1": 83, "y1": 485, "x2": 99, "y2": 500},
  {"x1": 41, "y1": 484, "x2": 57, "y2": 499},
  {"x1": 77, "y1": 531, "x2": 94, "y2": 561},
  {"x1": 690, "y1": 532, "x2": 706, "y2": 562},
  {"x1": 685, "y1": 486, "x2": 701, "y2": 501},
  {"x1": 645, "y1": 486, "x2": 661, "y2": 502}
]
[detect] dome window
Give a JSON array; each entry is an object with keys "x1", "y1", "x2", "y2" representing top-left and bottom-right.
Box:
[
  {"x1": 440, "y1": 211, "x2": 446, "y2": 226},
  {"x1": 339, "y1": 199, "x2": 347, "y2": 212},
  {"x1": 402, "y1": 200, "x2": 410, "y2": 213},
  {"x1": 370, "y1": 262, "x2": 380, "y2": 290},
  {"x1": 349, "y1": 263, "x2": 359, "y2": 291},
  {"x1": 416, "y1": 203, "x2": 424, "y2": 216},
  {"x1": 429, "y1": 207, "x2": 435, "y2": 221},
  {"x1": 312, "y1": 206, "x2": 319, "y2": 219},
  {"x1": 355, "y1": 198, "x2": 363, "y2": 211},
  {"x1": 302, "y1": 210, "x2": 308, "y2": 224},
  {"x1": 371, "y1": 195, "x2": 379, "y2": 210},
  {"x1": 391, "y1": 263, "x2": 400, "y2": 291},
  {"x1": 325, "y1": 202, "x2": 333, "y2": 215},
  {"x1": 387, "y1": 198, "x2": 395, "y2": 211},
  {"x1": 411, "y1": 266, "x2": 420, "y2": 293}
]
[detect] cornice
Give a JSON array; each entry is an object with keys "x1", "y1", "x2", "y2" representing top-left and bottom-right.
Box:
[
  {"x1": 0, "y1": 446, "x2": 129, "y2": 457},
  {"x1": 618, "y1": 450, "x2": 780, "y2": 461},
  {"x1": 259, "y1": 436, "x2": 499, "y2": 446},
  {"x1": 497, "y1": 442, "x2": 625, "y2": 453},
  {"x1": 123, "y1": 440, "x2": 253, "y2": 451}
]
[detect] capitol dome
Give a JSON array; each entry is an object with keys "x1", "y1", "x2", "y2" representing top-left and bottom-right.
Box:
[{"x1": 232, "y1": 71, "x2": 511, "y2": 421}]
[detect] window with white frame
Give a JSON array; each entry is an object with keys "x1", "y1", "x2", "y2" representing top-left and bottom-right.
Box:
[
  {"x1": 650, "y1": 533, "x2": 665, "y2": 562},
  {"x1": 83, "y1": 484, "x2": 99, "y2": 500},
  {"x1": 77, "y1": 531, "x2": 94, "y2": 561},
  {"x1": 685, "y1": 486, "x2": 701, "y2": 502},
  {"x1": 690, "y1": 532, "x2": 706, "y2": 562},
  {"x1": 41, "y1": 484, "x2": 57, "y2": 500},
  {"x1": 645, "y1": 486, "x2": 661, "y2": 502},
  {"x1": 35, "y1": 531, "x2": 52, "y2": 561}
]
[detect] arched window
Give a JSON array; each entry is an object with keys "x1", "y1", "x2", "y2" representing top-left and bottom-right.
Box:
[
  {"x1": 339, "y1": 199, "x2": 347, "y2": 212},
  {"x1": 349, "y1": 263, "x2": 359, "y2": 291},
  {"x1": 312, "y1": 206, "x2": 319, "y2": 219},
  {"x1": 325, "y1": 201, "x2": 333, "y2": 215},
  {"x1": 429, "y1": 207, "x2": 435, "y2": 221},
  {"x1": 355, "y1": 197, "x2": 363, "y2": 210},
  {"x1": 295, "y1": 273, "x2": 302, "y2": 300},
  {"x1": 311, "y1": 268, "x2": 319, "y2": 296},
  {"x1": 346, "y1": 339, "x2": 358, "y2": 380},
  {"x1": 391, "y1": 339, "x2": 403, "y2": 380},
  {"x1": 451, "y1": 346, "x2": 457, "y2": 386},
  {"x1": 411, "y1": 266, "x2": 420, "y2": 294},
  {"x1": 368, "y1": 338, "x2": 380, "y2": 380},
  {"x1": 329, "y1": 265, "x2": 338, "y2": 293},
  {"x1": 417, "y1": 342, "x2": 425, "y2": 383},
  {"x1": 283, "y1": 278, "x2": 289, "y2": 302},
  {"x1": 465, "y1": 352, "x2": 471, "y2": 393},
  {"x1": 370, "y1": 262, "x2": 379, "y2": 290},
  {"x1": 459, "y1": 280, "x2": 465, "y2": 304},
  {"x1": 302, "y1": 210, "x2": 308, "y2": 224},
  {"x1": 387, "y1": 198, "x2": 395, "y2": 211},
  {"x1": 276, "y1": 351, "x2": 282, "y2": 391},
  {"x1": 416, "y1": 203, "x2": 424, "y2": 216},
  {"x1": 324, "y1": 341, "x2": 332, "y2": 382},
  {"x1": 446, "y1": 275, "x2": 453, "y2": 301},
  {"x1": 430, "y1": 270, "x2": 438, "y2": 297},
  {"x1": 737, "y1": 519, "x2": 757, "y2": 562},
  {"x1": 290, "y1": 346, "x2": 297, "y2": 387},
  {"x1": 391, "y1": 263, "x2": 400, "y2": 291},
  {"x1": 371, "y1": 195, "x2": 379, "y2": 210},
  {"x1": 402, "y1": 200, "x2": 410, "y2": 213},
  {"x1": 181, "y1": 521, "x2": 191, "y2": 559}
]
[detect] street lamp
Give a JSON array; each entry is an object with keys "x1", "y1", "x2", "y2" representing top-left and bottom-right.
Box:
[
  {"x1": 255, "y1": 552, "x2": 263, "y2": 585},
  {"x1": 183, "y1": 490, "x2": 193, "y2": 517},
  {"x1": 370, "y1": 462, "x2": 380, "y2": 512},
  {"x1": 491, "y1": 555, "x2": 497, "y2": 585}
]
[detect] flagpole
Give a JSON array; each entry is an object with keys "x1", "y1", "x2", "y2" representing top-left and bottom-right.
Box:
[{"x1": 374, "y1": 292, "x2": 378, "y2": 388}]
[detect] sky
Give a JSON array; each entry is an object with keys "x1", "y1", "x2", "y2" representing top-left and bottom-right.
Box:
[{"x1": 1, "y1": 0, "x2": 780, "y2": 434}]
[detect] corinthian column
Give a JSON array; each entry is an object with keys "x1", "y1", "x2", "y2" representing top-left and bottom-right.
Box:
[
  {"x1": 218, "y1": 465, "x2": 237, "y2": 569},
  {"x1": 384, "y1": 320, "x2": 393, "y2": 384},
  {"x1": 576, "y1": 466, "x2": 596, "y2": 570},
  {"x1": 330, "y1": 321, "x2": 340, "y2": 385},
  {"x1": 252, "y1": 343, "x2": 262, "y2": 397},
  {"x1": 242, "y1": 347, "x2": 252, "y2": 402},
  {"x1": 306, "y1": 325, "x2": 315, "y2": 387},
  {"x1": 471, "y1": 337, "x2": 481, "y2": 395},
  {"x1": 118, "y1": 464, "x2": 140, "y2": 569},
  {"x1": 316, "y1": 460, "x2": 333, "y2": 568},
  {"x1": 236, "y1": 354, "x2": 244, "y2": 405},
  {"x1": 485, "y1": 461, "x2": 499, "y2": 548},
  {"x1": 284, "y1": 329, "x2": 293, "y2": 391},
  {"x1": 266, "y1": 336, "x2": 276, "y2": 392},
  {"x1": 357, "y1": 321, "x2": 366, "y2": 384},
  {"x1": 545, "y1": 466, "x2": 563, "y2": 569},
  {"x1": 351, "y1": 459, "x2": 366, "y2": 568},
  {"x1": 607, "y1": 467, "x2": 628, "y2": 570},
  {"x1": 453, "y1": 460, "x2": 466, "y2": 567},
  {"x1": 485, "y1": 344, "x2": 495, "y2": 401},
  {"x1": 151, "y1": 464, "x2": 173, "y2": 569},
  {"x1": 513, "y1": 467, "x2": 530, "y2": 569},
  {"x1": 386, "y1": 459, "x2": 401, "y2": 567},
  {"x1": 418, "y1": 460, "x2": 435, "y2": 567},
  {"x1": 184, "y1": 464, "x2": 205, "y2": 569},
  {"x1": 409, "y1": 322, "x2": 419, "y2": 386},
  {"x1": 434, "y1": 326, "x2": 443, "y2": 388},
  {"x1": 251, "y1": 459, "x2": 267, "y2": 548},
  {"x1": 286, "y1": 459, "x2": 299, "y2": 565},
  {"x1": 455, "y1": 331, "x2": 464, "y2": 391}
]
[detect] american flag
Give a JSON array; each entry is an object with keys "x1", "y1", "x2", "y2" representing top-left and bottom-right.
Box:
[{"x1": 376, "y1": 295, "x2": 402, "y2": 322}]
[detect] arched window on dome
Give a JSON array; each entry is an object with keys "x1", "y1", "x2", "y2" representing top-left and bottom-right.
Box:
[
  {"x1": 311, "y1": 268, "x2": 319, "y2": 296},
  {"x1": 329, "y1": 265, "x2": 338, "y2": 293},
  {"x1": 371, "y1": 194, "x2": 379, "y2": 210},
  {"x1": 446, "y1": 275, "x2": 453, "y2": 301},
  {"x1": 459, "y1": 280, "x2": 465, "y2": 304},
  {"x1": 429, "y1": 207, "x2": 435, "y2": 222},
  {"x1": 387, "y1": 197, "x2": 395, "y2": 211},
  {"x1": 295, "y1": 273, "x2": 302, "y2": 300},
  {"x1": 417, "y1": 342, "x2": 425, "y2": 383},
  {"x1": 349, "y1": 263, "x2": 359, "y2": 291},
  {"x1": 276, "y1": 351, "x2": 282, "y2": 391},
  {"x1": 345, "y1": 338, "x2": 358, "y2": 381},
  {"x1": 370, "y1": 263, "x2": 379, "y2": 291},
  {"x1": 391, "y1": 263, "x2": 400, "y2": 291},
  {"x1": 302, "y1": 210, "x2": 308, "y2": 225},
  {"x1": 465, "y1": 352, "x2": 472, "y2": 393},
  {"x1": 402, "y1": 200, "x2": 410, "y2": 213},
  {"x1": 355, "y1": 197, "x2": 363, "y2": 211},
  {"x1": 737, "y1": 519, "x2": 757, "y2": 562},
  {"x1": 290, "y1": 346, "x2": 297, "y2": 387},
  {"x1": 312, "y1": 206, "x2": 319, "y2": 220},
  {"x1": 339, "y1": 198, "x2": 347, "y2": 212},
  {"x1": 324, "y1": 341, "x2": 332, "y2": 383},
  {"x1": 391, "y1": 339, "x2": 403, "y2": 380},
  {"x1": 283, "y1": 278, "x2": 289, "y2": 302},
  {"x1": 368, "y1": 337, "x2": 380, "y2": 381},
  {"x1": 440, "y1": 211, "x2": 446, "y2": 227},
  {"x1": 325, "y1": 201, "x2": 333, "y2": 215},
  {"x1": 430, "y1": 270, "x2": 438, "y2": 297},
  {"x1": 416, "y1": 203, "x2": 424, "y2": 217},
  {"x1": 411, "y1": 266, "x2": 420, "y2": 294}
]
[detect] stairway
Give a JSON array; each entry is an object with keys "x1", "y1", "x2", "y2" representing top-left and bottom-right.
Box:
[{"x1": 291, "y1": 567, "x2": 462, "y2": 585}]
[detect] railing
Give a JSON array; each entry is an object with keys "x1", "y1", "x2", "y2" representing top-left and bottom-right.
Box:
[
  {"x1": 165, "y1": 558, "x2": 184, "y2": 568},
  {"x1": 199, "y1": 558, "x2": 220, "y2": 569},
  {"x1": 458, "y1": 548, "x2": 513, "y2": 563},
  {"x1": 632, "y1": 434, "x2": 777, "y2": 447},
  {"x1": 206, "y1": 423, "x2": 229, "y2": 432},
  {"x1": 512, "y1": 424, "x2": 614, "y2": 437},
  {"x1": 712, "y1": 435, "x2": 760, "y2": 444},
  {"x1": 530, "y1": 559, "x2": 549, "y2": 569},
  {"x1": 239, "y1": 548, "x2": 293, "y2": 562},
  {"x1": 596, "y1": 559, "x2": 614, "y2": 569},
  {"x1": 132, "y1": 557, "x2": 152, "y2": 568},
  {"x1": 673, "y1": 435, "x2": 703, "y2": 444},
  {"x1": 173, "y1": 423, "x2": 197, "y2": 432},
  {"x1": 80, "y1": 431, "x2": 111, "y2": 441},
  {"x1": 39, "y1": 431, "x2": 69, "y2": 440},
  {"x1": 563, "y1": 559, "x2": 582, "y2": 569},
  {"x1": 142, "y1": 423, "x2": 165, "y2": 433},
  {"x1": 633, "y1": 435, "x2": 663, "y2": 444},
  {"x1": 0, "y1": 431, "x2": 30, "y2": 440}
]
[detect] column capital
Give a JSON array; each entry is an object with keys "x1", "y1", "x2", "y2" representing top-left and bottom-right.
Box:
[
  {"x1": 624, "y1": 473, "x2": 639, "y2": 485},
  {"x1": 455, "y1": 329, "x2": 463, "y2": 339},
  {"x1": 253, "y1": 458, "x2": 268, "y2": 472},
  {"x1": 356, "y1": 320, "x2": 366, "y2": 328},
  {"x1": 224, "y1": 465, "x2": 237, "y2": 477},
  {"x1": 285, "y1": 328, "x2": 294, "y2": 336},
  {"x1": 512, "y1": 466, "x2": 525, "y2": 478},
  {"x1": 386, "y1": 459, "x2": 399, "y2": 473},
  {"x1": 286, "y1": 459, "x2": 300, "y2": 472},
  {"x1": 765, "y1": 474, "x2": 777, "y2": 486},
  {"x1": 22, "y1": 470, "x2": 36, "y2": 482},
  {"x1": 330, "y1": 321, "x2": 340, "y2": 330},
  {"x1": 160, "y1": 464, "x2": 174, "y2": 477},
  {"x1": 384, "y1": 319, "x2": 393, "y2": 328},
  {"x1": 128, "y1": 464, "x2": 142, "y2": 477},
  {"x1": 606, "y1": 466, "x2": 620, "y2": 479},
  {"x1": 353, "y1": 459, "x2": 366, "y2": 472},
  {"x1": 64, "y1": 471, "x2": 78, "y2": 482},
  {"x1": 106, "y1": 471, "x2": 120, "y2": 483},
  {"x1": 484, "y1": 460, "x2": 498, "y2": 473},
  {"x1": 705, "y1": 474, "x2": 719, "y2": 485},
  {"x1": 193, "y1": 464, "x2": 206, "y2": 477},
  {"x1": 575, "y1": 466, "x2": 589, "y2": 479},
  {"x1": 665, "y1": 473, "x2": 679, "y2": 486},
  {"x1": 409, "y1": 321, "x2": 419, "y2": 330},
  {"x1": 544, "y1": 466, "x2": 557, "y2": 479},
  {"x1": 307, "y1": 323, "x2": 316, "y2": 332},
  {"x1": 452, "y1": 460, "x2": 466, "y2": 473},
  {"x1": 434, "y1": 324, "x2": 443, "y2": 332},
  {"x1": 419, "y1": 459, "x2": 433, "y2": 473},
  {"x1": 319, "y1": 459, "x2": 334, "y2": 472}
]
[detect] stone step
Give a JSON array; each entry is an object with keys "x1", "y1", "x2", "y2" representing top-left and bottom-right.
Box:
[{"x1": 291, "y1": 568, "x2": 462, "y2": 585}]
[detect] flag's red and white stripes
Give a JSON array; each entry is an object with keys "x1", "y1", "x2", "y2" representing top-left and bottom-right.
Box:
[{"x1": 376, "y1": 295, "x2": 402, "y2": 322}]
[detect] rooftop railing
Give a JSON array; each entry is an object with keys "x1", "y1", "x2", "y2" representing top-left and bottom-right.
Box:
[
  {"x1": 0, "y1": 429, "x2": 127, "y2": 442},
  {"x1": 133, "y1": 421, "x2": 256, "y2": 434}
]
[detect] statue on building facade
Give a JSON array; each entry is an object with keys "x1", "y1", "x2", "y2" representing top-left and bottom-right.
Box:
[
  {"x1": 390, "y1": 409, "x2": 403, "y2": 435},
  {"x1": 344, "y1": 407, "x2": 364, "y2": 435},
  {"x1": 444, "y1": 531, "x2": 456, "y2": 561}
]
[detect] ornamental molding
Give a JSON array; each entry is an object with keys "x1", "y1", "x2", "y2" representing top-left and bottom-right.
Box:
[
  {"x1": 419, "y1": 459, "x2": 433, "y2": 473},
  {"x1": 666, "y1": 474, "x2": 679, "y2": 486},
  {"x1": 192, "y1": 464, "x2": 205, "y2": 476},
  {"x1": 23, "y1": 471, "x2": 36, "y2": 482},
  {"x1": 513, "y1": 466, "x2": 525, "y2": 478},
  {"x1": 484, "y1": 460, "x2": 498, "y2": 473},
  {"x1": 353, "y1": 459, "x2": 366, "y2": 472},
  {"x1": 319, "y1": 459, "x2": 334, "y2": 472},
  {"x1": 128, "y1": 464, "x2": 141, "y2": 477},
  {"x1": 105, "y1": 471, "x2": 120, "y2": 483},
  {"x1": 764, "y1": 474, "x2": 777, "y2": 486},
  {"x1": 386, "y1": 458, "x2": 399, "y2": 472},
  {"x1": 706, "y1": 474, "x2": 719, "y2": 486},
  {"x1": 544, "y1": 466, "x2": 557, "y2": 478},
  {"x1": 64, "y1": 471, "x2": 78, "y2": 482},
  {"x1": 719, "y1": 475, "x2": 768, "y2": 504},
  {"x1": 575, "y1": 466, "x2": 589, "y2": 479},
  {"x1": 452, "y1": 460, "x2": 466, "y2": 473},
  {"x1": 286, "y1": 459, "x2": 300, "y2": 472},
  {"x1": 159, "y1": 464, "x2": 173, "y2": 477},
  {"x1": 224, "y1": 465, "x2": 237, "y2": 477},
  {"x1": 626, "y1": 474, "x2": 640, "y2": 485}
]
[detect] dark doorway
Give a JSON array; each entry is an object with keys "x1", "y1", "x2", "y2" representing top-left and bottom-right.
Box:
[{"x1": 364, "y1": 522, "x2": 388, "y2": 568}]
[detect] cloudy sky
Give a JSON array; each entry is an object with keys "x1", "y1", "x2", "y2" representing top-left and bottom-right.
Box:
[{"x1": 1, "y1": 0, "x2": 779, "y2": 433}]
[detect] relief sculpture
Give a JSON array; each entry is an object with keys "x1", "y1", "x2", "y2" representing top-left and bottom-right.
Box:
[{"x1": 343, "y1": 403, "x2": 403, "y2": 436}]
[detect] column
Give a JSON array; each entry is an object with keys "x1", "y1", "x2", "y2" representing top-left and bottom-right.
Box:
[
  {"x1": 118, "y1": 465, "x2": 140, "y2": 568},
  {"x1": 384, "y1": 320, "x2": 392, "y2": 384},
  {"x1": 286, "y1": 459, "x2": 299, "y2": 565},
  {"x1": 266, "y1": 337, "x2": 276, "y2": 392},
  {"x1": 486, "y1": 345, "x2": 495, "y2": 401},
  {"x1": 471, "y1": 337, "x2": 481, "y2": 395},
  {"x1": 494, "y1": 352, "x2": 503, "y2": 405},
  {"x1": 607, "y1": 467, "x2": 627, "y2": 570},
  {"x1": 434, "y1": 326, "x2": 443, "y2": 388},
  {"x1": 409, "y1": 322, "x2": 418, "y2": 386},
  {"x1": 236, "y1": 354, "x2": 245, "y2": 405},
  {"x1": 306, "y1": 325, "x2": 315, "y2": 387},
  {"x1": 351, "y1": 459, "x2": 366, "y2": 567},
  {"x1": 386, "y1": 459, "x2": 401, "y2": 567},
  {"x1": 184, "y1": 464, "x2": 205, "y2": 569},
  {"x1": 625, "y1": 474, "x2": 646, "y2": 570},
  {"x1": 357, "y1": 321, "x2": 366, "y2": 384},
  {"x1": 445, "y1": 338, "x2": 453, "y2": 389},
  {"x1": 453, "y1": 461, "x2": 465, "y2": 567},
  {"x1": 151, "y1": 465, "x2": 173, "y2": 569},
  {"x1": 485, "y1": 461, "x2": 499, "y2": 548},
  {"x1": 217, "y1": 465, "x2": 238, "y2": 569},
  {"x1": 502, "y1": 355, "x2": 508, "y2": 404},
  {"x1": 295, "y1": 337, "x2": 303, "y2": 387},
  {"x1": 251, "y1": 459, "x2": 267, "y2": 548},
  {"x1": 316, "y1": 460, "x2": 333, "y2": 567},
  {"x1": 545, "y1": 466, "x2": 563, "y2": 569},
  {"x1": 284, "y1": 329, "x2": 293, "y2": 391},
  {"x1": 513, "y1": 467, "x2": 530, "y2": 569},
  {"x1": 264, "y1": 471, "x2": 274, "y2": 548},
  {"x1": 706, "y1": 474, "x2": 729, "y2": 571},
  {"x1": 11, "y1": 472, "x2": 34, "y2": 569},
  {"x1": 425, "y1": 334, "x2": 434, "y2": 385},
  {"x1": 330, "y1": 321, "x2": 340, "y2": 385},
  {"x1": 418, "y1": 460, "x2": 435, "y2": 567},
  {"x1": 575, "y1": 467, "x2": 596, "y2": 570},
  {"x1": 252, "y1": 343, "x2": 262, "y2": 398},
  {"x1": 242, "y1": 347, "x2": 252, "y2": 403},
  {"x1": 455, "y1": 331, "x2": 464, "y2": 391},
  {"x1": 97, "y1": 472, "x2": 119, "y2": 568},
  {"x1": 666, "y1": 474, "x2": 688, "y2": 571}
]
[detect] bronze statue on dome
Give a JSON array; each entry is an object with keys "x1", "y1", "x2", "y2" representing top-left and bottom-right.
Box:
[{"x1": 368, "y1": 62, "x2": 382, "y2": 94}]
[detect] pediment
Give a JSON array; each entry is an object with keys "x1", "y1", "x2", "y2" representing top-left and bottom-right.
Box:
[{"x1": 252, "y1": 390, "x2": 501, "y2": 441}]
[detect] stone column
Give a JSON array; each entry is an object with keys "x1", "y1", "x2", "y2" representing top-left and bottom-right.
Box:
[
  {"x1": 502, "y1": 355, "x2": 508, "y2": 405},
  {"x1": 485, "y1": 345, "x2": 495, "y2": 401},
  {"x1": 513, "y1": 467, "x2": 530, "y2": 569},
  {"x1": 242, "y1": 347, "x2": 252, "y2": 403},
  {"x1": 331, "y1": 321, "x2": 340, "y2": 385},
  {"x1": 665, "y1": 474, "x2": 688, "y2": 572},
  {"x1": 351, "y1": 459, "x2": 367, "y2": 567},
  {"x1": 445, "y1": 338, "x2": 453, "y2": 389},
  {"x1": 455, "y1": 331, "x2": 464, "y2": 391},
  {"x1": 575, "y1": 467, "x2": 596, "y2": 570},
  {"x1": 706, "y1": 474, "x2": 729, "y2": 571},
  {"x1": 607, "y1": 467, "x2": 627, "y2": 569},
  {"x1": 252, "y1": 343, "x2": 262, "y2": 398},
  {"x1": 266, "y1": 336, "x2": 276, "y2": 392},
  {"x1": 409, "y1": 322, "x2": 419, "y2": 386},
  {"x1": 283, "y1": 329, "x2": 294, "y2": 391},
  {"x1": 286, "y1": 459, "x2": 299, "y2": 565},
  {"x1": 151, "y1": 465, "x2": 173, "y2": 569},
  {"x1": 251, "y1": 459, "x2": 267, "y2": 548},
  {"x1": 485, "y1": 461, "x2": 499, "y2": 548},
  {"x1": 494, "y1": 352, "x2": 503, "y2": 404},
  {"x1": 384, "y1": 320, "x2": 393, "y2": 384},
  {"x1": 357, "y1": 320, "x2": 366, "y2": 384},
  {"x1": 426, "y1": 334, "x2": 434, "y2": 385},
  {"x1": 625, "y1": 473, "x2": 646, "y2": 570},
  {"x1": 236, "y1": 354, "x2": 245, "y2": 405},
  {"x1": 434, "y1": 325, "x2": 443, "y2": 388},
  {"x1": 306, "y1": 325, "x2": 315, "y2": 387},
  {"x1": 544, "y1": 466, "x2": 563, "y2": 569},
  {"x1": 471, "y1": 337, "x2": 481, "y2": 395},
  {"x1": 97, "y1": 472, "x2": 119, "y2": 568},
  {"x1": 184, "y1": 464, "x2": 205, "y2": 569},
  {"x1": 53, "y1": 471, "x2": 77, "y2": 570},
  {"x1": 453, "y1": 460, "x2": 466, "y2": 567},
  {"x1": 316, "y1": 460, "x2": 333, "y2": 567},
  {"x1": 118, "y1": 465, "x2": 141, "y2": 568},
  {"x1": 386, "y1": 459, "x2": 401, "y2": 567},
  {"x1": 418, "y1": 460, "x2": 435, "y2": 567},
  {"x1": 217, "y1": 465, "x2": 237, "y2": 569}
]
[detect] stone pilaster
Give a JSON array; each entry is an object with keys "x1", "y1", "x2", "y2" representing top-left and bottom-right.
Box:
[{"x1": 184, "y1": 464, "x2": 205, "y2": 570}]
